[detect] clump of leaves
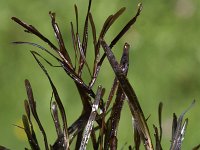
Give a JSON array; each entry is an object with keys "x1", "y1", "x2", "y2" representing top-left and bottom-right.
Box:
[{"x1": 1, "y1": 0, "x2": 199, "y2": 149}]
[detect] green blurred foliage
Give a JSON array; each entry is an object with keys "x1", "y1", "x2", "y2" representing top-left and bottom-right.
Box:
[{"x1": 0, "y1": 0, "x2": 199, "y2": 149}]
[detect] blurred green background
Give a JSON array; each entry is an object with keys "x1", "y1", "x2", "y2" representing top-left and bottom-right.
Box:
[{"x1": 0, "y1": 0, "x2": 200, "y2": 149}]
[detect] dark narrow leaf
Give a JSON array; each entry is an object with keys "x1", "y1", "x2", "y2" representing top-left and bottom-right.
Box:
[
  {"x1": 12, "y1": 17, "x2": 59, "y2": 52},
  {"x1": 70, "y1": 22, "x2": 78, "y2": 70},
  {"x1": 146, "y1": 115, "x2": 151, "y2": 122},
  {"x1": 12, "y1": 124, "x2": 24, "y2": 130},
  {"x1": 62, "y1": 63, "x2": 92, "y2": 95},
  {"x1": 128, "y1": 145, "x2": 133, "y2": 150},
  {"x1": 24, "y1": 99, "x2": 39, "y2": 147},
  {"x1": 110, "y1": 137, "x2": 117, "y2": 150},
  {"x1": 98, "y1": 7, "x2": 126, "y2": 46},
  {"x1": 98, "y1": 132, "x2": 103, "y2": 150},
  {"x1": 73, "y1": 124, "x2": 90, "y2": 149},
  {"x1": 12, "y1": 41, "x2": 61, "y2": 62},
  {"x1": 68, "y1": 112, "x2": 90, "y2": 143},
  {"x1": 77, "y1": 34, "x2": 92, "y2": 77},
  {"x1": 12, "y1": 17, "x2": 73, "y2": 73},
  {"x1": 96, "y1": 14, "x2": 112, "y2": 56},
  {"x1": 89, "y1": 7, "x2": 125, "y2": 89},
  {"x1": 22, "y1": 115, "x2": 40, "y2": 150},
  {"x1": 133, "y1": 117, "x2": 141, "y2": 150},
  {"x1": 79, "y1": 86, "x2": 102, "y2": 150},
  {"x1": 16, "y1": 46, "x2": 62, "y2": 69},
  {"x1": 105, "y1": 43, "x2": 129, "y2": 149},
  {"x1": 73, "y1": 86, "x2": 104, "y2": 144},
  {"x1": 100, "y1": 39, "x2": 153, "y2": 150},
  {"x1": 75, "y1": 82, "x2": 92, "y2": 113},
  {"x1": 104, "y1": 119, "x2": 111, "y2": 150},
  {"x1": 88, "y1": 6, "x2": 127, "y2": 88},
  {"x1": 97, "y1": 3, "x2": 142, "y2": 74},
  {"x1": 75, "y1": 130, "x2": 84, "y2": 150},
  {"x1": 158, "y1": 102, "x2": 163, "y2": 141},
  {"x1": 51, "y1": 136, "x2": 65, "y2": 150},
  {"x1": 24, "y1": 100, "x2": 31, "y2": 121},
  {"x1": 0, "y1": 146, "x2": 10, "y2": 150},
  {"x1": 104, "y1": 41, "x2": 129, "y2": 111},
  {"x1": 50, "y1": 100, "x2": 66, "y2": 150},
  {"x1": 104, "y1": 78, "x2": 119, "y2": 111},
  {"x1": 99, "y1": 15, "x2": 113, "y2": 40},
  {"x1": 193, "y1": 144, "x2": 200, "y2": 150},
  {"x1": 25, "y1": 79, "x2": 49, "y2": 150},
  {"x1": 87, "y1": 14, "x2": 113, "y2": 88},
  {"x1": 88, "y1": 13, "x2": 97, "y2": 50},
  {"x1": 104, "y1": 7, "x2": 126, "y2": 38},
  {"x1": 170, "y1": 100, "x2": 195, "y2": 150},
  {"x1": 68, "y1": 109, "x2": 101, "y2": 149},
  {"x1": 172, "y1": 113, "x2": 177, "y2": 142},
  {"x1": 97, "y1": 111, "x2": 106, "y2": 150},
  {"x1": 153, "y1": 125, "x2": 162, "y2": 150},
  {"x1": 88, "y1": 13, "x2": 98, "y2": 89},
  {"x1": 50, "y1": 100, "x2": 62, "y2": 138},
  {"x1": 81, "y1": 0, "x2": 92, "y2": 53},
  {"x1": 91, "y1": 129, "x2": 98, "y2": 150},
  {"x1": 110, "y1": 3, "x2": 142, "y2": 48},
  {"x1": 74, "y1": 4, "x2": 79, "y2": 34},
  {"x1": 71, "y1": 18, "x2": 103, "y2": 119},
  {"x1": 68, "y1": 94, "x2": 102, "y2": 144},
  {"x1": 99, "y1": 7, "x2": 126, "y2": 42},
  {"x1": 120, "y1": 42, "x2": 129, "y2": 71},
  {"x1": 49, "y1": 12, "x2": 73, "y2": 68},
  {"x1": 171, "y1": 119, "x2": 188, "y2": 150},
  {"x1": 105, "y1": 86, "x2": 124, "y2": 149},
  {"x1": 31, "y1": 52, "x2": 70, "y2": 149}
]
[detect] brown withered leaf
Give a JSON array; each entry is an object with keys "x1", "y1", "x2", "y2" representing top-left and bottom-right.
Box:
[
  {"x1": 49, "y1": 12, "x2": 73, "y2": 68},
  {"x1": 89, "y1": 7, "x2": 126, "y2": 88},
  {"x1": 24, "y1": 99, "x2": 39, "y2": 148},
  {"x1": 25, "y1": 79, "x2": 49, "y2": 150},
  {"x1": 81, "y1": 0, "x2": 92, "y2": 54},
  {"x1": 100, "y1": 39, "x2": 153, "y2": 150},
  {"x1": 97, "y1": 3, "x2": 142, "y2": 76},
  {"x1": 31, "y1": 52, "x2": 70, "y2": 149},
  {"x1": 158, "y1": 102, "x2": 163, "y2": 142},
  {"x1": 170, "y1": 100, "x2": 195, "y2": 150},
  {"x1": 104, "y1": 43, "x2": 129, "y2": 149},
  {"x1": 153, "y1": 125, "x2": 162, "y2": 150},
  {"x1": 77, "y1": 33, "x2": 92, "y2": 77},
  {"x1": 70, "y1": 22, "x2": 78, "y2": 70},
  {"x1": 133, "y1": 117, "x2": 141, "y2": 150},
  {"x1": 79, "y1": 86, "x2": 102, "y2": 150},
  {"x1": 50, "y1": 100, "x2": 63, "y2": 139},
  {"x1": 22, "y1": 114, "x2": 40, "y2": 150},
  {"x1": 0, "y1": 146, "x2": 10, "y2": 150},
  {"x1": 193, "y1": 144, "x2": 200, "y2": 150},
  {"x1": 11, "y1": 17, "x2": 59, "y2": 52}
]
